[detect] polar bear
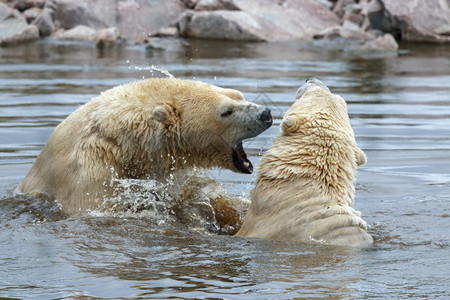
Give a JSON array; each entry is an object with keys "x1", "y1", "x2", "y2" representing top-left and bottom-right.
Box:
[
  {"x1": 17, "y1": 78, "x2": 272, "y2": 215},
  {"x1": 236, "y1": 78, "x2": 372, "y2": 247}
]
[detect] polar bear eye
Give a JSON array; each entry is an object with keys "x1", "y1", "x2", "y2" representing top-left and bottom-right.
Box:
[{"x1": 220, "y1": 109, "x2": 234, "y2": 118}]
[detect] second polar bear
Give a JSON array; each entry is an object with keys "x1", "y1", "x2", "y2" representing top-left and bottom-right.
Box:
[
  {"x1": 236, "y1": 78, "x2": 372, "y2": 247},
  {"x1": 17, "y1": 78, "x2": 272, "y2": 215}
]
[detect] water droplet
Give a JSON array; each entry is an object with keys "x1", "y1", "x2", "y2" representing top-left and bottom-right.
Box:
[{"x1": 129, "y1": 64, "x2": 174, "y2": 78}]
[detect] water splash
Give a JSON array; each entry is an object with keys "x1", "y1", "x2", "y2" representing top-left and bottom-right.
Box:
[
  {"x1": 94, "y1": 168, "x2": 248, "y2": 235},
  {"x1": 127, "y1": 62, "x2": 174, "y2": 79}
]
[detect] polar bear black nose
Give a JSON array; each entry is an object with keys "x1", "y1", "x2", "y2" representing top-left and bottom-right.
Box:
[{"x1": 259, "y1": 108, "x2": 273, "y2": 124}]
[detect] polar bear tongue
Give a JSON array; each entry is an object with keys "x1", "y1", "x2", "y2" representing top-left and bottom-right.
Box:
[{"x1": 232, "y1": 142, "x2": 253, "y2": 174}]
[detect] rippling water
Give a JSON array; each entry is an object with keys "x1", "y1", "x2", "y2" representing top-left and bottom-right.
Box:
[{"x1": 1, "y1": 39, "x2": 449, "y2": 299}]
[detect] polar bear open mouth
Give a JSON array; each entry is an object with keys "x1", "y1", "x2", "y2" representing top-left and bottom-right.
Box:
[{"x1": 232, "y1": 141, "x2": 253, "y2": 174}]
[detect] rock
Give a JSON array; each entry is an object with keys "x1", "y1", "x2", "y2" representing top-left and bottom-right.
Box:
[
  {"x1": 144, "y1": 38, "x2": 165, "y2": 50},
  {"x1": 32, "y1": 0, "x2": 57, "y2": 36},
  {"x1": 314, "y1": 20, "x2": 372, "y2": 40},
  {"x1": 96, "y1": 27, "x2": 120, "y2": 49},
  {"x1": 339, "y1": 19, "x2": 370, "y2": 39},
  {"x1": 179, "y1": 0, "x2": 341, "y2": 41},
  {"x1": 32, "y1": 10, "x2": 54, "y2": 36},
  {"x1": 366, "y1": 0, "x2": 396, "y2": 35},
  {"x1": 194, "y1": 0, "x2": 240, "y2": 11},
  {"x1": 0, "y1": 20, "x2": 40, "y2": 45},
  {"x1": 23, "y1": 7, "x2": 42, "y2": 23},
  {"x1": 1, "y1": 0, "x2": 18, "y2": 9},
  {"x1": 54, "y1": 0, "x2": 113, "y2": 30},
  {"x1": 155, "y1": 26, "x2": 179, "y2": 37},
  {"x1": 56, "y1": 25, "x2": 97, "y2": 41},
  {"x1": 363, "y1": 33, "x2": 398, "y2": 51},
  {"x1": 369, "y1": 0, "x2": 450, "y2": 42},
  {"x1": 9, "y1": 0, "x2": 46, "y2": 11},
  {"x1": 118, "y1": 0, "x2": 185, "y2": 43},
  {"x1": 0, "y1": 2, "x2": 40, "y2": 46},
  {"x1": 342, "y1": 3, "x2": 365, "y2": 27},
  {"x1": 240, "y1": 0, "x2": 340, "y2": 40},
  {"x1": 0, "y1": 2, "x2": 22, "y2": 22},
  {"x1": 333, "y1": 0, "x2": 357, "y2": 18},
  {"x1": 53, "y1": 0, "x2": 185, "y2": 44},
  {"x1": 316, "y1": 0, "x2": 333, "y2": 9},
  {"x1": 180, "y1": 0, "x2": 199, "y2": 9},
  {"x1": 44, "y1": 0, "x2": 57, "y2": 11},
  {"x1": 366, "y1": 29, "x2": 384, "y2": 38},
  {"x1": 23, "y1": 0, "x2": 45, "y2": 9},
  {"x1": 179, "y1": 10, "x2": 264, "y2": 41},
  {"x1": 313, "y1": 26, "x2": 342, "y2": 39}
]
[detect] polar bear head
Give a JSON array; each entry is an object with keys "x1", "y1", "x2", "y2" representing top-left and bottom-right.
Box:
[
  {"x1": 148, "y1": 79, "x2": 273, "y2": 174},
  {"x1": 280, "y1": 77, "x2": 366, "y2": 168}
]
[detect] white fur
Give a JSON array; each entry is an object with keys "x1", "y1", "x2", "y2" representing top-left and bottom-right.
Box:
[{"x1": 236, "y1": 79, "x2": 372, "y2": 247}]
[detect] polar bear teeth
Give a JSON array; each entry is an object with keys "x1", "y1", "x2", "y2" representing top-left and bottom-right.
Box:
[{"x1": 232, "y1": 141, "x2": 253, "y2": 174}]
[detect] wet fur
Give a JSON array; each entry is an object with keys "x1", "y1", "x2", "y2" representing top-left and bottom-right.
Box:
[
  {"x1": 17, "y1": 78, "x2": 267, "y2": 215},
  {"x1": 236, "y1": 80, "x2": 373, "y2": 247}
]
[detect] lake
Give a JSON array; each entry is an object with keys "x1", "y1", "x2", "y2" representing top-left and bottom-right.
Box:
[{"x1": 0, "y1": 38, "x2": 449, "y2": 299}]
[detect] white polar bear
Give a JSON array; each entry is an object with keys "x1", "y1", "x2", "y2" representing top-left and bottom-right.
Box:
[
  {"x1": 17, "y1": 78, "x2": 272, "y2": 215},
  {"x1": 236, "y1": 78, "x2": 372, "y2": 247}
]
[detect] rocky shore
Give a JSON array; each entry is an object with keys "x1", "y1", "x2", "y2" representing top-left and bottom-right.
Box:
[{"x1": 1, "y1": 0, "x2": 450, "y2": 49}]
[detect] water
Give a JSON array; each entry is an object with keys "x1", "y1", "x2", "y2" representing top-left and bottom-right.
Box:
[{"x1": 1, "y1": 38, "x2": 449, "y2": 298}]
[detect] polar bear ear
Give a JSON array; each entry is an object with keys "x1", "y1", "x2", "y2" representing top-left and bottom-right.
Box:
[
  {"x1": 355, "y1": 147, "x2": 367, "y2": 166},
  {"x1": 153, "y1": 105, "x2": 169, "y2": 124},
  {"x1": 153, "y1": 104, "x2": 180, "y2": 126},
  {"x1": 281, "y1": 115, "x2": 299, "y2": 134}
]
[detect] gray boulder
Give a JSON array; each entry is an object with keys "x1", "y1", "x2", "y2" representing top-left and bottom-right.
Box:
[
  {"x1": 96, "y1": 27, "x2": 120, "y2": 48},
  {"x1": 4, "y1": 0, "x2": 46, "y2": 10},
  {"x1": 369, "y1": 0, "x2": 450, "y2": 42},
  {"x1": 179, "y1": 0, "x2": 340, "y2": 41},
  {"x1": 313, "y1": 0, "x2": 400, "y2": 52},
  {"x1": 23, "y1": 7, "x2": 41, "y2": 23},
  {"x1": 54, "y1": 0, "x2": 113, "y2": 30},
  {"x1": 194, "y1": 0, "x2": 240, "y2": 11},
  {"x1": 179, "y1": 11, "x2": 264, "y2": 41},
  {"x1": 0, "y1": 2, "x2": 39, "y2": 46},
  {"x1": 362, "y1": 33, "x2": 398, "y2": 51},
  {"x1": 53, "y1": 0, "x2": 185, "y2": 44},
  {"x1": 118, "y1": 0, "x2": 185, "y2": 43},
  {"x1": 32, "y1": 0, "x2": 57, "y2": 36},
  {"x1": 333, "y1": 0, "x2": 358, "y2": 18},
  {"x1": 181, "y1": 0, "x2": 199, "y2": 9},
  {"x1": 339, "y1": 19, "x2": 370, "y2": 39},
  {"x1": 55, "y1": 25, "x2": 97, "y2": 41}
]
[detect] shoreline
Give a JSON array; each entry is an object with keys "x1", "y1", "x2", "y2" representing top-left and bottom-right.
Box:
[{"x1": 1, "y1": 0, "x2": 450, "y2": 51}]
